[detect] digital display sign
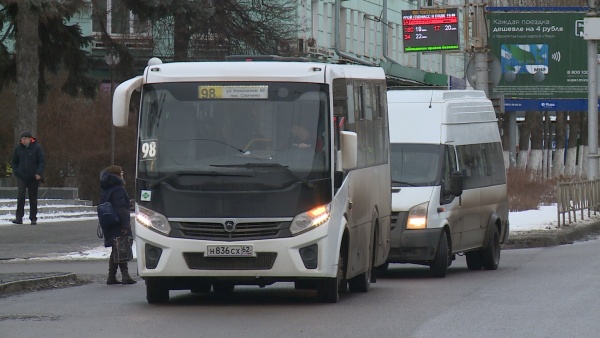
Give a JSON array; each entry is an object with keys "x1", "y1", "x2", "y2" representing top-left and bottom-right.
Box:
[{"x1": 402, "y1": 8, "x2": 460, "y2": 53}]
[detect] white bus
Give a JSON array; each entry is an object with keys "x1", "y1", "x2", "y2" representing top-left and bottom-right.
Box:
[{"x1": 112, "y1": 56, "x2": 391, "y2": 303}]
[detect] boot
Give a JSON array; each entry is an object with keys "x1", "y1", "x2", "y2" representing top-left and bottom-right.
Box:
[
  {"x1": 107, "y1": 258, "x2": 121, "y2": 285},
  {"x1": 119, "y1": 262, "x2": 137, "y2": 284}
]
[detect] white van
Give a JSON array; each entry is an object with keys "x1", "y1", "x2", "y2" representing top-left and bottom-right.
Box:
[{"x1": 384, "y1": 89, "x2": 509, "y2": 278}]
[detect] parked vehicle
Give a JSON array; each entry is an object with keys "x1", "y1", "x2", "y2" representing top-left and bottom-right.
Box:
[{"x1": 384, "y1": 89, "x2": 509, "y2": 277}]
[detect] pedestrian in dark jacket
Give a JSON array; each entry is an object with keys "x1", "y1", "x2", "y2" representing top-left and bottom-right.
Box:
[
  {"x1": 11, "y1": 131, "x2": 45, "y2": 225},
  {"x1": 100, "y1": 165, "x2": 136, "y2": 285}
]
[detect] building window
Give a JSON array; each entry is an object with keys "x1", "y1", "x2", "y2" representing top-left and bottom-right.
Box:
[{"x1": 92, "y1": 0, "x2": 149, "y2": 35}]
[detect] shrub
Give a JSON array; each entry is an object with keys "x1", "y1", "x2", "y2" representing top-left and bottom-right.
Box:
[{"x1": 507, "y1": 168, "x2": 557, "y2": 211}]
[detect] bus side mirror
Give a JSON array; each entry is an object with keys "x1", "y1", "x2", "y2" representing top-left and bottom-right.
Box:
[
  {"x1": 340, "y1": 131, "x2": 357, "y2": 170},
  {"x1": 113, "y1": 76, "x2": 143, "y2": 127},
  {"x1": 449, "y1": 171, "x2": 463, "y2": 197}
]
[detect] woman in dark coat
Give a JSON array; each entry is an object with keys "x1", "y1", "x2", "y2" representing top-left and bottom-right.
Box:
[{"x1": 99, "y1": 165, "x2": 136, "y2": 285}]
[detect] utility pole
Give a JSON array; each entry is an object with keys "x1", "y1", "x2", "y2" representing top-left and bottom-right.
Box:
[
  {"x1": 472, "y1": 0, "x2": 488, "y2": 96},
  {"x1": 585, "y1": 1, "x2": 600, "y2": 179}
]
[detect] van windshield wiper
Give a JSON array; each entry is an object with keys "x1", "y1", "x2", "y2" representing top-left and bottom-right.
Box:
[
  {"x1": 211, "y1": 163, "x2": 314, "y2": 188},
  {"x1": 391, "y1": 180, "x2": 416, "y2": 187},
  {"x1": 151, "y1": 170, "x2": 252, "y2": 188}
]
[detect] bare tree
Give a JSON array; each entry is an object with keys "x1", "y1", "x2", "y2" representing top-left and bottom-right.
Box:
[
  {"x1": 123, "y1": 0, "x2": 299, "y2": 61},
  {"x1": 552, "y1": 111, "x2": 566, "y2": 177},
  {"x1": 13, "y1": 1, "x2": 39, "y2": 141},
  {"x1": 566, "y1": 113, "x2": 581, "y2": 177}
]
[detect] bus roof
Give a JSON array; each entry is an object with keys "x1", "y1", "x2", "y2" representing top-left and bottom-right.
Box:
[{"x1": 143, "y1": 61, "x2": 386, "y2": 84}]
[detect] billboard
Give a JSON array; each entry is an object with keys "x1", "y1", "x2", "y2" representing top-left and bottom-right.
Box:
[
  {"x1": 402, "y1": 8, "x2": 460, "y2": 53},
  {"x1": 488, "y1": 11, "x2": 595, "y2": 100}
]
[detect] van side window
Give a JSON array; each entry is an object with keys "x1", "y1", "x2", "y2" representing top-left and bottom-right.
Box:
[
  {"x1": 441, "y1": 145, "x2": 458, "y2": 204},
  {"x1": 456, "y1": 142, "x2": 505, "y2": 189},
  {"x1": 485, "y1": 142, "x2": 507, "y2": 185}
]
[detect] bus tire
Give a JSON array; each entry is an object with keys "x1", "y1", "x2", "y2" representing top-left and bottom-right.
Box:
[
  {"x1": 317, "y1": 249, "x2": 344, "y2": 303},
  {"x1": 348, "y1": 256, "x2": 372, "y2": 292},
  {"x1": 146, "y1": 278, "x2": 169, "y2": 304}
]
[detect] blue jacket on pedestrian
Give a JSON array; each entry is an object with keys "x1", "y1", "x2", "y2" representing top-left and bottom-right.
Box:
[
  {"x1": 99, "y1": 170, "x2": 132, "y2": 247},
  {"x1": 11, "y1": 138, "x2": 45, "y2": 182}
]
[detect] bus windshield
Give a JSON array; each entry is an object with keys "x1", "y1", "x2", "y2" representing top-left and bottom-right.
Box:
[
  {"x1": 137, "y1": 82, "x2": 330, "y2": 190},
  {"x1": 390, "y1": 143, "x2": 442, "y2": 187}
]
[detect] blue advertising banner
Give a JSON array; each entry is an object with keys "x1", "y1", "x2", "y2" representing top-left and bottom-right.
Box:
[{"x1": 505, "y1": 99, "x2": 600, "y2": 112}]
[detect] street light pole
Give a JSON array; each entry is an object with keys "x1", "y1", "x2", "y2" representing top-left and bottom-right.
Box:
[{"x1": 105, "y1": 53, "x2": 120, "y2": 165}]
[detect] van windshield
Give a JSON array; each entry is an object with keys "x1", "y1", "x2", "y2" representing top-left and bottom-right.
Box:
[{"x1": 390, "y1": 144, "x2": 442, "y2": 187}]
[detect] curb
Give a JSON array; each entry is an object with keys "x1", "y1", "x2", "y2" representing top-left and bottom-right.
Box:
[
  {"x1": 0, "y1": 272, "x2": 82, "y2": 297},
  {"x1": 502, "y1": 220, "x2": 600, "y2": 249}
]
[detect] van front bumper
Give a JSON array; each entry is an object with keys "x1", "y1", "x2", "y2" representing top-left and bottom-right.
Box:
[{"x1": 386, "y1": 227, "x2": 444, "y2": 263}]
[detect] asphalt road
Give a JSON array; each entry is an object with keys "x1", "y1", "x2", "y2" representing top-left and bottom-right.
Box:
[{"x1": 4, "y1": 240, "x2": 600, "y2": 337}]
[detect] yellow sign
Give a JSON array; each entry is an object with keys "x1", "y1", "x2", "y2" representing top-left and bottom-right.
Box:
[
  {"x1": 198, "y1": 86, "x2": 223, "y2": 99},
  {"x1": 197, "y1": 85, "x2": 269, "y2": 99}
]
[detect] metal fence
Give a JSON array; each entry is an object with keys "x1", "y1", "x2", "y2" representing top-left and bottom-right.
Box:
[{"x1": 556, "y1": 180, "x2": 600, "y2": 226}]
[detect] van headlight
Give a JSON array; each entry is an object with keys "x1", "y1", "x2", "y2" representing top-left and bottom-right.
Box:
[
  {"x1": 407, "y1": 202, "x2": 428, "y2": 230},
  {"x1": 290, "y1": 204, "x2": 330, "y2": 235},
  {"x1": 136, "y1": 204, "x2": 171, "y2": 235}
]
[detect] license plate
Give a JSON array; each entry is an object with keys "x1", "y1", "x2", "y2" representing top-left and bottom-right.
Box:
[{"x1": 206, "y1": 245, "x2": 254, "y2": 257}]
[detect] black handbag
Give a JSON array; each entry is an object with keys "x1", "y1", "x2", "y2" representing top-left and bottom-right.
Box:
[{"x1": 113, "y1": 235, "x2": 134, "y2": 263}]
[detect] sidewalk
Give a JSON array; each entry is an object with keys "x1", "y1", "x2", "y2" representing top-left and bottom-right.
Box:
[
  {"x1": 0, "y1": 272, "x2": 81, "y2": 297},
  {"x1": 2, "y1": 218, "x2": 600, "y2": 298}
]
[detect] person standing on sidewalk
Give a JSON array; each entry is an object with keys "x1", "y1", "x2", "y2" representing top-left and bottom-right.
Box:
[
  {"x1": 11, "y1": 131, "x2": 45, "y2": 225},
  {"x1": 99, "y1": 165, "x2": 136, "y2": 285}
]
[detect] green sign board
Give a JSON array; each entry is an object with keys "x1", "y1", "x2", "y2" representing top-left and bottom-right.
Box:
[{"x1": 489, "y1": 11, "x2": 595, "y2": 99}]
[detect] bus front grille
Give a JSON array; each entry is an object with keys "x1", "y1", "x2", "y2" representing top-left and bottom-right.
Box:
[
  {"x1": 172, "y1": 221, "x2": 290, "y2": 241},
  {"x1": 183, "y1": 252, "x2": 277, "y2": 270}
]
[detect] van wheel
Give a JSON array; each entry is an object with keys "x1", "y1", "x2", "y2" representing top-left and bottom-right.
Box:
[
  {"x1": 430, "y1": 232, "x2": 449, "y2": 278},
  {"x1": 482, "y1": 226, "x2": 500, "y2": 270},
  {"x1": 146, "y1": 278, "x2": 169, "y2": 304},
  {"x1": 466, "y1": 251, "x2": 483, "y2": 270}
]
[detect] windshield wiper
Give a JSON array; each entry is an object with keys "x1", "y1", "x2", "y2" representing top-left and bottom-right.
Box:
[
  {"x1": 211, "y1": 163, "x2": 314, "y2": 188},
  {"x1": 150, "y1": 170, "x2": 252, "y2": 188},
  {"x1": 391, "y1": 180, "x2": 416, "y2": 187}
]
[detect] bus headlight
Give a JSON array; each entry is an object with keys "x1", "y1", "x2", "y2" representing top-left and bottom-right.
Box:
[
  {"x1": 407, "y1": 202, "x2": 428, "y2": 230},
  {"x1": 290, "y1": 204, "x2": 330, "y2": 235},
  {"x1": 136, "y1": 205, "x2": 171, "y2": 235}
]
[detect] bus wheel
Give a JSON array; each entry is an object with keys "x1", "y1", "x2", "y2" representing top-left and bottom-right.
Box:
[
  {"x1": 146, "y1": 278, "x2": 169, "y2": 304},
  {"x1": 348, "y1": 256, "x2": 371, "y2": 292},
  {"x1": 482, "y1": 226, "x2": 500, "y2": 270},
  {"x1": 430, "y1": 232, "x2": 449, "y2": 278},
  {"x1": 317, "y1": 250, "x2": 344, "y2": 303}
]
